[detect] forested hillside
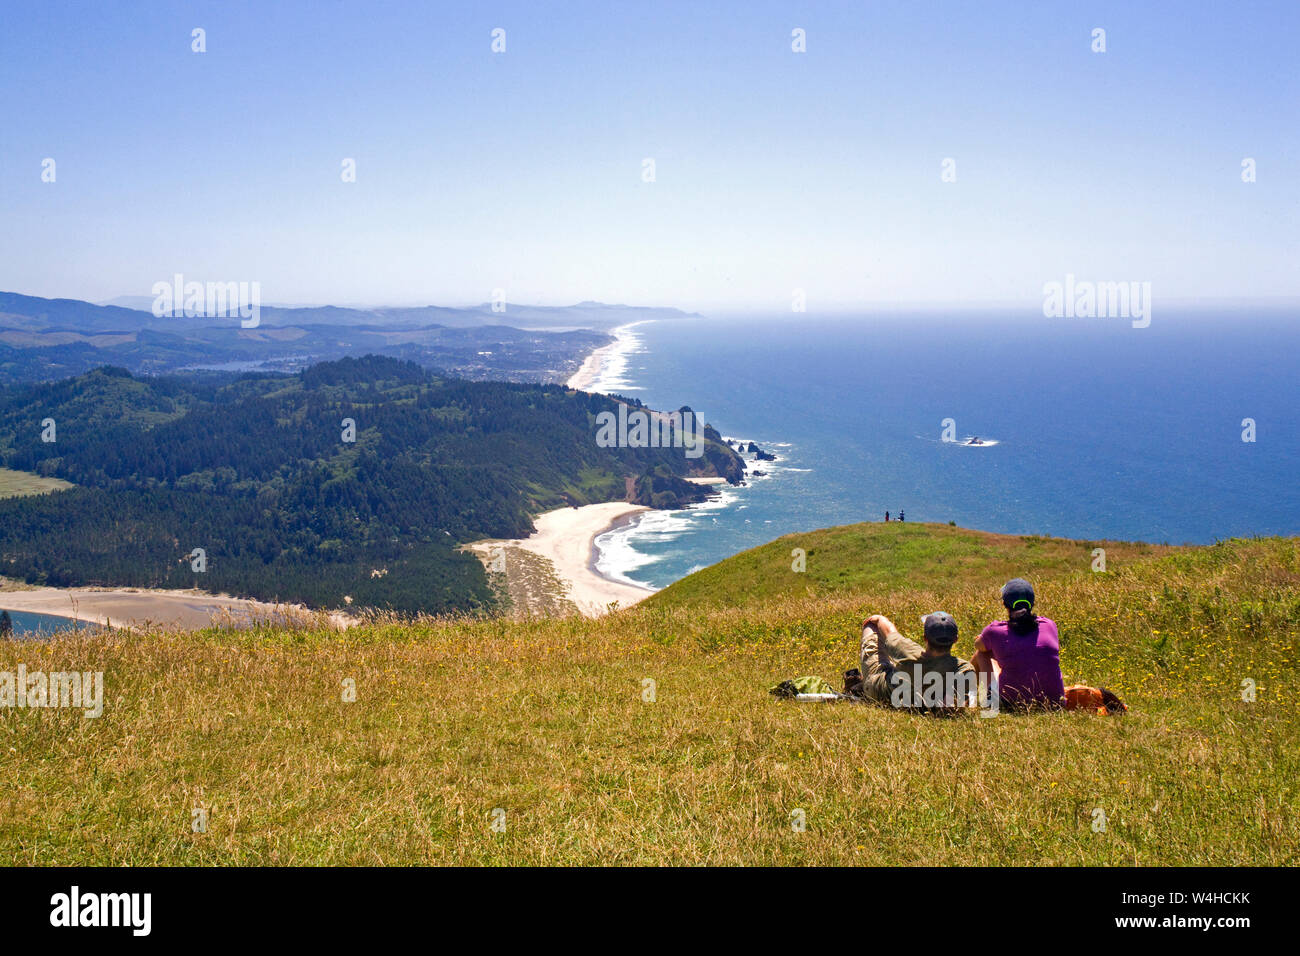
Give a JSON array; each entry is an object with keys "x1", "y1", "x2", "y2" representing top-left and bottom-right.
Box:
[{"x1": 0, "y1": 356, "x2": 741, "y2": 613}]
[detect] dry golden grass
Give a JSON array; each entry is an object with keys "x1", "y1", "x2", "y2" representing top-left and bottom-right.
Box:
[
  {"x1": 0, "y1": 467, "x2": 73, "y2": 499},
  {"x1": 1, "y1": 531, "x2": 1296, "y2": 865}
]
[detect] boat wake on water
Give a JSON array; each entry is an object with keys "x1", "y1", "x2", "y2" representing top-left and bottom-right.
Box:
[{"x1": 915, "y1": 435, "x2": 1001, "y2": 447}]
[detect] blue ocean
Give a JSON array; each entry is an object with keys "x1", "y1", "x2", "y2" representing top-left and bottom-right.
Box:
[
  {"x1": 594, "y1": 310, "x2": 1300, "y2": 589},
  {"x1": 0, "y1": 609, "x2": 87, "y2": 638}
]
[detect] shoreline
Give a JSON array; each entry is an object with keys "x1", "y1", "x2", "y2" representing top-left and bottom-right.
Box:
[
  {"x1": 589, "y1": 507, "x2": 654, "y2": 588},
  {"x1": 0, "y1": 585, "x2": 353, "y2": 631},
  {"x1": 565, "y1": 321, "x2": 649, "y2": 393},
  {"x1": 2, "y1": 500, "x2": 667, "y2": 631},
  {"x1": 470, "y1": 502, "x2": 655, "y2": 616}
]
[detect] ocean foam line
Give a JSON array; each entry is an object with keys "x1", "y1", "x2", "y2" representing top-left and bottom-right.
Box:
[
  {"x1": 592, "y1": 481, "x2": 752, "y2": 587},
  {"x1": 571, "y1": 321, "x2": 651, "y2": 394},
  {"x1": 594, "y1": 514, "x2": 666, "y2": 587},
  {"x1": 720, "y1": 437, "x2": 806, "y2": 484},
  {"x1": 587, "y1": 401, "x2": 799, "y2": 588},
  {"x1": 597, "y1": 450, "x2": 799, "y2": 581}
]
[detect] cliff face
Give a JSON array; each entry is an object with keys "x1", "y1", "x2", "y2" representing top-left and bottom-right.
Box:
[
  {"x1": 690, "y1": 422, "x2": 746, "y2": 484},
  {"x1": 628, "y1": 465, "x2": 716, "y2": 509},
  {"x1": 610, "y1": 402, "x2": 747, "y2": 508}
]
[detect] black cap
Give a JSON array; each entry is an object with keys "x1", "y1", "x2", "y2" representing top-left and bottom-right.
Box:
[
  {"x1": 1001, "y1": 578, "x2": 1035, "y2": 610},
  {"x1": 921, "y1": 611, "x2": 959, "y2": 647}
]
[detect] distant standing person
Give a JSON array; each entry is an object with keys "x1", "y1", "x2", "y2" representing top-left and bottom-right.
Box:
[
  {"x1": 898, "y1": 510, "x2": 905, "y2": 522},
  {"x1": 884, "y1": 511, "x2": 890, "y2": 522}
]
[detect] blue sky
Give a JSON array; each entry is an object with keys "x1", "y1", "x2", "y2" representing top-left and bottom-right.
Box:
[{"x1": 1, "y1": 0, "x2": 1296, "y2": 311}]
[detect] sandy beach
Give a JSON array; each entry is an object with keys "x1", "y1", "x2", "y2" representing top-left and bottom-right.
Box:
[
  {"x1": 4, "y1": 503, "x2": 657, "y2": 630},
  {"x1": 566, "y1": 340, "x2": 620, "y2": 391},
  {"x1": 0, "y1": 585, "x2": 349, "y2": 631},
  {"x1": 471, "y1": 502, "x2": 655, "y2": 616},
  {"x1": 566, "y1": 322, "x2": 646, "y2": 392}
]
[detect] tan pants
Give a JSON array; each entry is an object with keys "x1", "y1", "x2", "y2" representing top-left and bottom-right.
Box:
[{"x1": 859, "y1": 624, "x2": 925, "y2": 702}]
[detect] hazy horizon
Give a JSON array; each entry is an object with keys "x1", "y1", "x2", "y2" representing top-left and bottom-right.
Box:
[{"x1": 2, "y1": 0, "x2": 1296, "y2": 312}]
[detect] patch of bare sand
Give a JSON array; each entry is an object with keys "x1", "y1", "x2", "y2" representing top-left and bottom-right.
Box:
[
  {"x1": 470, "y1": 502, "x2": 655, "y2": 617},
  {"x1": 0, "y1": 585, "x2": 354, "y2": 631}
]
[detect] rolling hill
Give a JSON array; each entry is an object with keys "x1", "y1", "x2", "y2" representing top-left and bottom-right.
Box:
[
  {"x1": 644, "y1": 521, "x2": 1178, "y2": 612},
  {"x1": 3, "y1": 522, "x2": 1295, "y2": 865}
]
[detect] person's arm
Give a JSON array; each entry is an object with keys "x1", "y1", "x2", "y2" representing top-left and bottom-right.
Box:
[
  {"x1": 871, "y1": 614, "x2": 926, "y2": 659},
  {"x1": 859, "y1": 617, "x2": 897, "y2": 700},
  {"x1": 970, "y1": 634, "x2": 995, "y2": 678},
  {"x1": 969, "y1": 631, "x2": 1002, "y2": 708},
  {"x1": 868, "y1": 614, "x2": 899, "y2": 640},
  {"x1": 954, "y1": 657, "x2": 979, "y2": 707}
]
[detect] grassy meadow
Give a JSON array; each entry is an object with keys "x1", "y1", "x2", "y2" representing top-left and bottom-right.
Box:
[
  {"x1": 0, "y1": 467, "x2": 72, "y2": 499},
  {"x1": 1, "y1": 524, "x2": 1297, "y2": 865}
]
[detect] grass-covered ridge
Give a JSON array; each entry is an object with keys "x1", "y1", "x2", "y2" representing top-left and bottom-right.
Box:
[
  {"x1": 2, "y1": 527, "x2": 1296, "y2": 865},
  {"x1": 646, "y1": 521, "x2": 1177, "y2": 611}
]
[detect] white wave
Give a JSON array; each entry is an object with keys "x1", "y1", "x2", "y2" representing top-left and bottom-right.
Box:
[
  {"x1": 688, "y1": 485, "x2": 742, "y2": 512},
  {"x1": 593, "y1": 518, "x2": 662, "y2": 587},
  {"x1": 583, "y1": 321, "x2": 651, "y2": 394},
  {"x1": 592, "y1": 483, "x2": 745, "y2": 585},
  {"x1": 591, "y1": 433, "x2": 799, "y2": 586}
]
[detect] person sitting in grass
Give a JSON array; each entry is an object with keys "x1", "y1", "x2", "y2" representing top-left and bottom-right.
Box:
[
  {"x1": 858, "y1": 611, "x2": 976, "y2": 710},
  {"x1": 972, "y1": 578, "x2": 1066, "y2": 709},
  {"x1": 971, "y1": 578, "x2": 1129, "y2": 714}
]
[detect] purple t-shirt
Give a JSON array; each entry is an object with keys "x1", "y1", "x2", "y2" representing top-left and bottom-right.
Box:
[{"x1": 979, "y1": 616, "x2": 1066, "y2": 707}]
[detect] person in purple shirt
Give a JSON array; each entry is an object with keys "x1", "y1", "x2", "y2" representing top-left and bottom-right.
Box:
[{"x1": 971, "y1": 578, "x2": 1066, "y2": 709}]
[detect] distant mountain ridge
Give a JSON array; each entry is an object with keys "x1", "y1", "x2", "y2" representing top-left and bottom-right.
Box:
[
  {"x1": 0, "y1": 291, "x2": 693, "y2": 384},
  {"x1": 96, "y1": 294, "x2": 698, "y2": 329}
]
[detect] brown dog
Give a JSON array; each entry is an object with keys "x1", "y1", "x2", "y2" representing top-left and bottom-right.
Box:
[{"x1": 1064, "y1": 685, "x2": 1128, "y2": 715}]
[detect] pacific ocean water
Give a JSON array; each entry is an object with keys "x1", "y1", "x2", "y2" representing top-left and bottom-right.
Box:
[
  {"x1": 0, "y1": 609, "x2": 87, "y2": 638},
  {"x1": 593, "y1": 309, "x2": 1300, "y2": 590}
]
